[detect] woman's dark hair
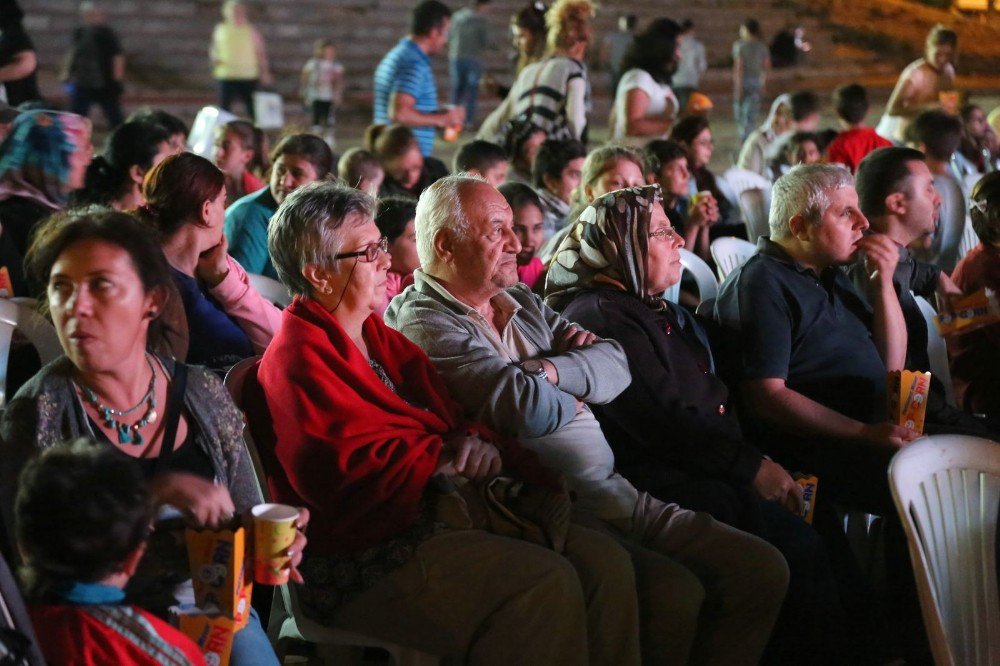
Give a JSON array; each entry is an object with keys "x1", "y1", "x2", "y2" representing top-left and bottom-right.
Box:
[
  {"x1": 365, "y1": 124, "x2": 419, "y2": 162},
  {"x1": 271, "y1": 133, "x2": 334, "y2": 178},
  {"x1": 135, "y1": 153, "x2": 225, "y2": 237},
  {"x1": 126, "y1": 107, "x2": 189, "y2": 138},
  {"x1": 220, "y1": 119, "x2": 267, "y2": 174},
  {"x1": 16, "y1": 439, "x2": 152, "y2": 600},
  {"x1": 499, "y1": 181, "x2": 544, "y2": 214},
  {"x1": 670, "y1": 114, "x2": 710, "y2": 147},
  {"x1": 75, "y1": 121, "x2": 171, "y2": 205},
  {"x1": 970, "y1": 171, "x2": 1000, "y2": 246},
  {"x1": 620, "y1": 18, "x2": 681, "y2": 84},
  {"x1": 375, "y1": 195, "x2": 418, "y2": 243},
  {"x1": 644, "y1": 139, "x2": 687, "y2": 177},
  {"x1": 514, "y1": 1, "x2": 547, "y2": 34}
]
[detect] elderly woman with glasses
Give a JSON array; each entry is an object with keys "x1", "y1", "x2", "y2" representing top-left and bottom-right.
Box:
[
  {"x1": 544, "y1": 184, "x2": 875, "y2": 662},
  {"x1": 256, "y1": 180, "x2": 645, "y2": 663}
]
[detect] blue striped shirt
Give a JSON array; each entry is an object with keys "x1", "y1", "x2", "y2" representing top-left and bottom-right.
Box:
[{"x1": 373, "y1": 38, "x2": 438, "y2": 156}]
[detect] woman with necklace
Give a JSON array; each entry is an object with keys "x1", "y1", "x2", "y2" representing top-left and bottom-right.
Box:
[{"x1": 0, "y1": 208, "x2": 303, "y2": 665}]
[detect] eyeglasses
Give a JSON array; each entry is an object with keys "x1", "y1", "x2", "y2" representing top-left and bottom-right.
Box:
[
  {"x1": 648, "y1": 227, "x2": 680, "y2": 242},
  {"x1": 334, "y1": 237, "x2": 389, "y2": 263}
]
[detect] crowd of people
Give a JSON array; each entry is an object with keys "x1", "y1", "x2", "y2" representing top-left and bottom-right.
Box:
[{"x1": 0, "y1": 0, "x2": 999, "y2": 664}]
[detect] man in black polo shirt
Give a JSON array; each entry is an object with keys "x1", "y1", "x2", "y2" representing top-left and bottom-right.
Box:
[
  {"x1": 852, "y1": 147, "x2": 999, "y2": 439},
  {"x1": 715, "y1": 163, "x2": 914, "y2": 516}
]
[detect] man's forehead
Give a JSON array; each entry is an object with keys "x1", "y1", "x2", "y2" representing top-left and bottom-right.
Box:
[{"x1": 462, "y1": 182, "x2": 511, "y2": 222}]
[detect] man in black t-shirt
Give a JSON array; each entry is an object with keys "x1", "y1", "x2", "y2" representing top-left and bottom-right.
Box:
[
  {"x1": 65, "y1": 2, "x2": 125, "y2": 127},
  {"x1": 0, "y1": 0, "x2": 41, "y2": 106}
]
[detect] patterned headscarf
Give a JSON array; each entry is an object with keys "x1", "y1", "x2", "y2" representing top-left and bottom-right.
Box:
[
  {"x1": 0, "y1": 110, "x2": 90, "y2": 210},
  {"x1": 544, "y1": 184, "x2": 664, "y2": 311}
]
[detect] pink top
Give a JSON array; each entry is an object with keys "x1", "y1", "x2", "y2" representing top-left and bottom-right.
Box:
[
  {"x1": 208, "y1": 255, "x2": 283, "y2": 353},
  {"x1": 377, "y1": 270, "x2": 410, "y2": 317},
  {"x1": 517, "y1": 257, "x2": 546, "y2": 290}
]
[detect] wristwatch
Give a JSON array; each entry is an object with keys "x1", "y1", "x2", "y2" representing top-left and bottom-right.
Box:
[{"x1": 521, "y1": 359, "x2": 548, "y2": 381}]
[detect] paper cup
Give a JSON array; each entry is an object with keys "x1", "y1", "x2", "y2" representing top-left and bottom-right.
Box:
[{"x1": 250, "y1": 503, "x2": 299, "y2": 585}]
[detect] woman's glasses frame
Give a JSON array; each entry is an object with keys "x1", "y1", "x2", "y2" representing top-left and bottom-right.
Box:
[{"x1": 333, "y1": 237, "x2": 389, "y2": 263}]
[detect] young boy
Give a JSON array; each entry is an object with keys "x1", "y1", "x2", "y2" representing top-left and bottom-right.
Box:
[
  {"x1": 825, "y1": 84, "x2": 892, "y2": 173},
  {"x1": 16, "y1": 440, "x2": 206, "y2": 666},
  {"x1": 338, "y1": 147, "x2": 385, "y2": 196},
  {"x1": 453, "y1": 139, "x2": 509, "y2": 187},
  {"x1": 531, "y1": 138, "x2": 587, "y2": 240}
]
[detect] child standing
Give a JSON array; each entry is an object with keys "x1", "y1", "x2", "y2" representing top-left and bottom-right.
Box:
[{"x1": 300, "y1": 40, "x2": 344, "y2": 135}]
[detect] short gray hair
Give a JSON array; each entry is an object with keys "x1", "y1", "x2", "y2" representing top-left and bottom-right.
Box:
[
  {"x1": 267, "y1": 181, "x2": 376, "y2": 297},
  {"x1": 414, "y1": 173, "x2": 482, "y2": 270},
  {"x1": 769, "y1": 163, "x2": 854, "y2": 239}
]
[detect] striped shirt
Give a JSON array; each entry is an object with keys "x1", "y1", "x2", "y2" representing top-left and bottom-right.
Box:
[{"x1": 373, "y1": 38, "x2": 438, "y2": 156}]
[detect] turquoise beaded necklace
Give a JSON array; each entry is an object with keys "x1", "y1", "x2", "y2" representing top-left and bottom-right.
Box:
[{"x1": 77, "y1": 354, "x2": 159, "y2": 445}]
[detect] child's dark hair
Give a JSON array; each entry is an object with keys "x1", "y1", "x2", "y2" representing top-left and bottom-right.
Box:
[
  {"x1": 833, "y1": 84, "x2": 869, "y2": 126},
  {"x1": 75, "y1": 121, "x2": 171, "y2": 205},
  {"x1": 375, "y1": 196, "x2": 418, "y2": 242},
  {"x1": 16, "y1": 439, "x2": 152, "y2": 600},
  {"x1": 453, "y1": 140, "x2": 507, "y2": 174}
]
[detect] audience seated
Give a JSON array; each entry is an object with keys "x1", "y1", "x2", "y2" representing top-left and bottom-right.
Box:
[
  {"x1": 502, "y1": 119, "x2": 546, "y2": 185},
  {"x1": 956, "y1": 103, "x2": 999, "y2": 178},
  {"x1": 824, "y1": 83, "x2": 891, "y2": 173},
  {"x1": 374, "y1": 195, "x2": 419, "y2": 312},
  {"x1": 126, "y1": 108, "x2": 189, "y2": 154},
  {"x1": 531, "y1": 138, "x2": 585, "y2": 240},
  {"x1": 951, "y1": 172, "x2": 1000, "y2": 418},
  {"x1": 337, "y1": 147, "x2": 384, "y2": 196},
  {"x1": 610, "y1": 18, "x2": 681, "y2": 145},
  {"x1": 764, "y1": 91, "x2": 821, "y2": 179},
  {"x1": 225, "y1": 132, "x2": 333, "y2": 279},
  {"x1": 670, "y1": 115, "x2": 739, "y2": 229},
  {"x1": 74, "y1": 120, "x2": 173, "y2": 210},
  {"x1": 775, "y1": 131, "x2": 821, "y2": 177},
  {"x1": 905, "y1": 109, "x2": 965, "y2": 272},
  {"x1": 644, "y1": 138, "x2": 720, "y2": 261},
  {"x1": 214, "y1": 119, "x2": 266, "y2": 206},
  {"x1": 16, "y1": 440, "x2": 206, "y2": 666},
  {"x1": 136, "y1": 152, "x2": 281, "y2": 373},
  {"x1": 0, "y1": 209, "x2": 300, "y2": 665},
  {"x1": 385, "y1": 174, "x2": 788, "y2": 665},
  {"x1": 498, "y1": 182, "x2": 546, "y2": 290},
  {"x1": 452, "y1": 139, "x2": 508, "y2": 187},
  {"x1": 737, "y1": 93, "x2": 792, "y2": 176},
  {"x1": 369, "y1": 123, "x2": 448, "y2": 198},
  {"x1": 257, "y1": 180, "x2": 643, "y2": 665}
]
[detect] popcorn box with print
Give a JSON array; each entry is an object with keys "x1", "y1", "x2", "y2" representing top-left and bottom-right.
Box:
[
  {"x1": 173, "y1": 607, "x2": 235, "y2": 666},
  {"x1": 934, "y1": 288, "x2": 1000, "y2": 337},
  {"x1": 795, "y1": 475, "x2": 818, "y2": 525},
  {"x1": 888, "y1": 370, "x2": 931, "y2": 436},
  {"x1": 185, "y1": 525, "x2": 253, "y2": 629}
]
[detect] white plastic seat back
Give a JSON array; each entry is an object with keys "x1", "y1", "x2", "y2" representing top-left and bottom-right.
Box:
[
  {"x1": 723, "y1": 167, "x2": 772, "y2": 200},
  {"x1": 710, "y1": 237, "x2": 757, "y2": 281},
  {"x1": 958, "y1": 216, "x2": 981, "y2": 263},
  {"x1": 888, "y1": 435, "x2": 1000, "y2": 666},
  {"x1": 663, "y1": 249, "x2": 718, "y2": 305},
  {"x1": 247, "y1": 273, "x2": 292, "y2": 308},
  {"x1": 913, "y1": 295, "x2": 956, "y2": 407},
  {"x1": 0, "y1": 299, "x2": 62, "y2": 408},
  {"x1": 738, "y1": 188, "x2": 770, "y2": 244}
]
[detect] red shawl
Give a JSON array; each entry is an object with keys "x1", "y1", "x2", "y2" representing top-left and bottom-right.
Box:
[{"x1": 257, "y1": 297, "x2": 551, "y2": 554}]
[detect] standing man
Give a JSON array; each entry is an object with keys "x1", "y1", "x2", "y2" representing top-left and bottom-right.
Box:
[
  {"x1": 732, "y1": 18, "x2": 770, "y2": 144},
  {"x1": 672, "y1": 20, "x2": 706, "y2": 115},
  {"x1": 374, "y1": 0, "x2": 465, "y2": 157},
  {"x1": 65, "y1": 1, "x2": 125, "y2": 128},
  {"x1": 0, "y1": 0, "x2": 40, "y2": 106},
  {"x1": 448, "y1": 0, "x2": 490, "y2": 128}
]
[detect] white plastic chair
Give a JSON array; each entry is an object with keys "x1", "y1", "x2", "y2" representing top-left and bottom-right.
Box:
[
  {"x1": 737, "y1": 189, "x2": 770, "y2": 244},
  {"x1": 0, "y1": 299, "x2": 62, "y2": 408},
  {"x1": 710, "y1": 237, "x2": 757, "y2": 282},
  {"x1": 913, "y1": 295, "x2": 957, "y2": 407},
  {"x1": 223, "y1": 358, "x2": 440, "y2": 666},
  {"x1": 888, "y1": 435, "x2": 1000, "y2": 666},
  {"x1": 663, "y1": 249, "x2": 718, "y2": 305},
  {"x1": 247, "y1": 273, "x2": 292, "y2": 308},
  {"x1": 958, "y1": 216, "x2": 981, "y2": 263},
  {"x1": 723, "y1": 167, "x2": 772, "y2": 200}
]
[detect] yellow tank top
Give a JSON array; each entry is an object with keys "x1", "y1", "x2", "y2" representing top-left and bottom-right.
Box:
[{"x1": 212, "y1": 23, "x2": 259, "y2": 80}]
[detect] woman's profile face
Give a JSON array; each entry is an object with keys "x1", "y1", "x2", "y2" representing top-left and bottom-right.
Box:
[
  {"x1": 66, "y1": 129, "x2": 94, "y2": 192},
  {"x1": 48, "y1": 239, "x2": 158, "y2": 375},
  {"x1": 388, "y1": 218, "x2": 420, "y2": 276},
  {"x1": 689, "y1": 128, "x2": 714, "y2": 169},
  {"x1": 927, "y1": 42, "x2": 954, "y2": 71},
  {"x1": 644, "y1": 202, "x2": 685, "y2": 294},
  {"x1": 387, "y1": 147, "x2": 424, "y2": 191},
  {"x1": 325, "y1": 216, "x2": 391, "y2": 315}
]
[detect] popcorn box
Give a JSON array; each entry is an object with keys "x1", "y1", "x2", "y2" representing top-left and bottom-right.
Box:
[
  {"x1": 795, "y1": 475, "x2": 818, "y2": 525},
  {"x1": 185, "y1": 525, "x2": 253, "y2": 629},
  {"x1": 173, "y1": 607, "x2": 235, "y2": 666},
  {"x1": 888, "y1": 370, "x2": 932, "y2": 436},
  {"x1": 934, "y1": 288, "x2": 1000, "y2": 337}
]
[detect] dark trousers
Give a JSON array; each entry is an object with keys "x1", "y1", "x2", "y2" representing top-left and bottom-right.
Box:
[
  {"x1": 217, "y1": 78, "x2": 257, "y2": 120},
  {"x1": 70, "y1": 86, "x2": 123, "y2": 128},
  {"x1": 310, "y1": 99, "x2": 333, "y2": 128}
]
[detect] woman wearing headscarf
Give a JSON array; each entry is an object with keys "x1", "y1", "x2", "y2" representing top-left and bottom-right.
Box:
[
  {"x1": 544, "y1": 184, "x2": 884, "y2": 664},
  {"x1": 737, "y1": 93, "x2": 792, "y2": 177},
  {"x1": 0, "y1": 110, "x2": 91, "y2": 294}
]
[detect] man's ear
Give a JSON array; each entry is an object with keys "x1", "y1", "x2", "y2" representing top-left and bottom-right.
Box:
[
  {"x1": 301, "y1": 263, "x2": 335, "y2": 295},
  {"x1": 884, "y1": 191, "x2": 907, "y2": 217},
  {"x1": 788, "y1": 213, "x2": 811, "y2": 241},
  {"x1": 433, "y1": 228, "x2": 454, "y2": 265},
  {"x1": 129, "y1": 164, "x2": 146, "y2": 187}
]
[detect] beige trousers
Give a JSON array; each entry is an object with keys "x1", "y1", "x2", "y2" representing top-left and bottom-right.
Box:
[
  {"x1": 585, "y1": 492, "x2": 790, "y2": 666},
  {"x1": 329, "y1": 524, "x2": 641, "y2": 665}
]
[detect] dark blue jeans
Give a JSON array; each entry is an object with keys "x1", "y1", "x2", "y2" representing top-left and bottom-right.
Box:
[
  {"x1": 218, "y1": 78, "x2": 258, "y2": 120},
  {"x1": 70, "y1": 86, "x2": 123, "y2": 128},
  {"x1": 449, "y1": 57, "x2": 482, "y2": 125}
]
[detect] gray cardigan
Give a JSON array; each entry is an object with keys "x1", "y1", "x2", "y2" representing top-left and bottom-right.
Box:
[
  {"x1": 0, "y1": 356, "x2": 260, "y2": 555},
  {"x1": 385, "y1": 271, "x2": 631, "y2": 438}
]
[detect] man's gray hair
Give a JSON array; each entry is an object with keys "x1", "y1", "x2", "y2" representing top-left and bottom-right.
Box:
[
  {"x1": 415, "y1": 173, "x2": 483, "y2": 269},
  {"x1": 267, "y1": 181, "x2": 376, "y2": 297},
  {"x1": 769, "y1": 163, "x2": 854, "y2": 239}
]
